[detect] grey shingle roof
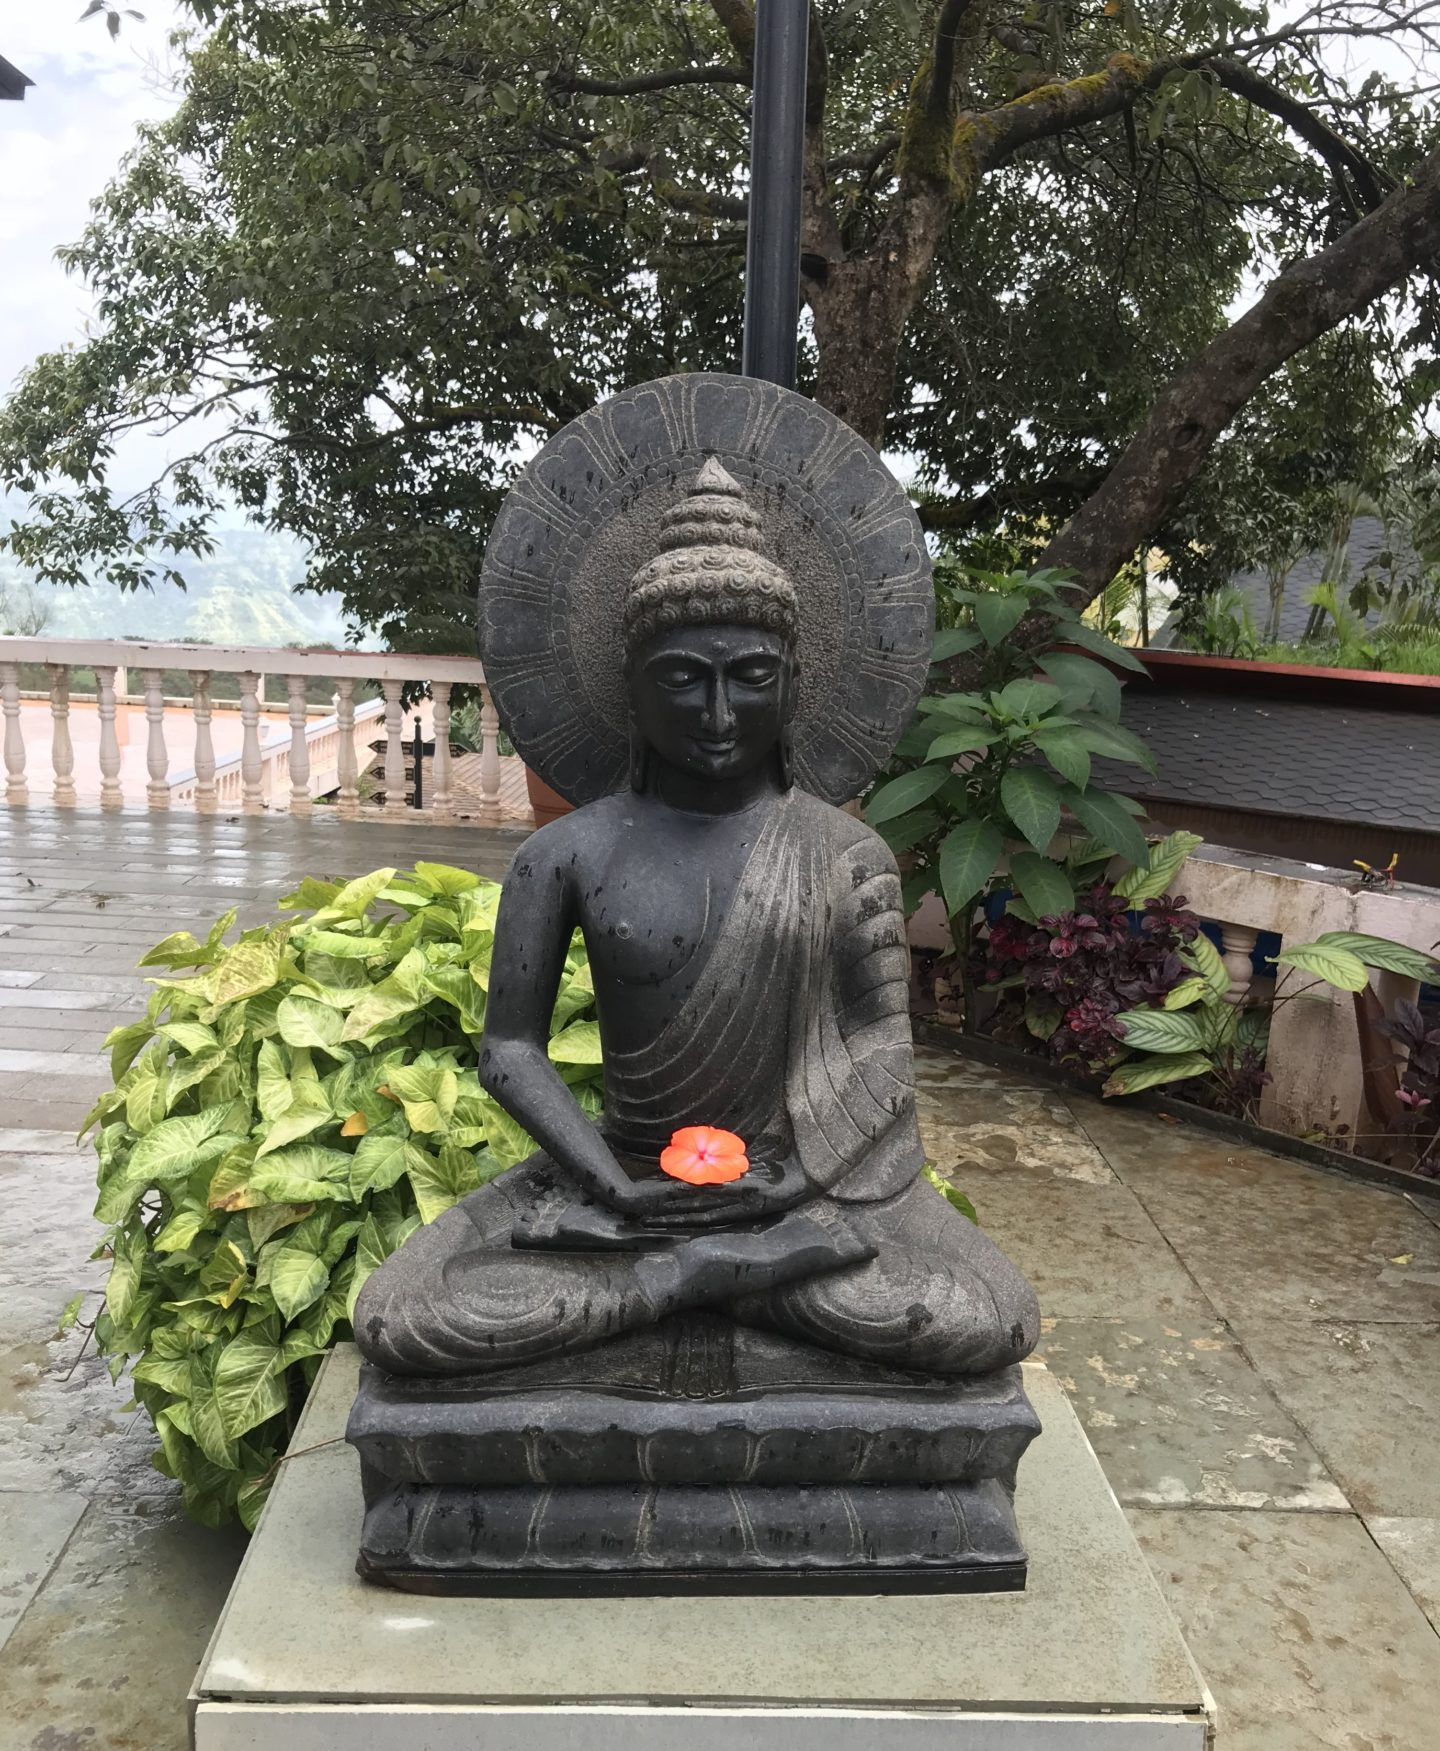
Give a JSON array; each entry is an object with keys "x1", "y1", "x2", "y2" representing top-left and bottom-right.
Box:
[{"x1": 1096, "y1": 693, "x2": 1440, "y2": 833}]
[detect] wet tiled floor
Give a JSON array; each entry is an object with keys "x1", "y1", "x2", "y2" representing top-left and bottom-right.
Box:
[{"x1": 3, "y1": 806, "x2": 1439, "y2": 1748}]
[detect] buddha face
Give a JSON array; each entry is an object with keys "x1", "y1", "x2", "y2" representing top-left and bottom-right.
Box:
[{"x1": 630, "y1": 624, "x2": 795, "y2": 785}]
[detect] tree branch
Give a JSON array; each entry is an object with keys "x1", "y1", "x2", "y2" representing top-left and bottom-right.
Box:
[
  {"x1": 928, "y1": 0, "x2": 979, "y2": 117},
  {"x1": 1207, "y1": 57, "x2": 1391, "y2": 213},
  {"x1": 1038, "y1": 145, "x2": 1440, "y2": 598},
  {"x1": 548, "y1": 65, "x2": 750, "y2": 97},
  {"x1": 708, "y1": 0, "x2": 756, "y2": 64}
]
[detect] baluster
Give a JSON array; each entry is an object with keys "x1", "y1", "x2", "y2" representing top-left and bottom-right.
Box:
[
  {"x1": 48, "y1": 664, "x2": 76, "y2": 806},
  {"x1": 431, "y1": 681, "x2": 453, "y2": 819},
  {"x1": 190, "y1": 670, "x2": 217, "y2": 813},
  {"x1": 95, "y1": 664, "x2": 123, "y2": 809},
  {"x1": 335, "y1": 680, "x2": 359, "y2": 816},
  {"x1": 143, "y1": 668, "x2": 169, "y2": 809},
  {"x1": 479, "y1": 686, "x2": 502, "y2": 819},
  {"x1": 1218, "y1": 922, "x2": 1259, "y2": 1005},
  {"x1": 286, "y1": 674, "x2": 312, "y2": 813},
  {"x1": 382, "y1": 679, "x2": 405, "y2": 810},
  {"x1": 238, "y1": 671, "x2": 263, "y2": 813},
  {"x1": 1, "y1": 662, "x2": 26, "y2": 805}
]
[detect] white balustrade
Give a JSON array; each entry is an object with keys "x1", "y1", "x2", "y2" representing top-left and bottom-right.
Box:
[
  {"x1": 0, "y1": 636, "x2": 511, "y2": 827},
  {"x1": 48, "y1": 664, "x2": 76, "y2": 807},
  {"x1": 191, "y1": 670, "x2": 217, "y2": 813},
  {"x1": 335, "y1": 678, "x2": 359, "y2": 817},
  {"x1": 286, "y1": 674, "x2": 312, "y2": 815},
  {"x1": 95, "y1": 664, "x2": 123, "y2": 809},
  {"x1": 431, "y1": 680, "x2": 453, "y2": 821},
  {"x1": 1, "y1": 662, "x2": 26, "y2": 804},
  {"x1": 381, "y1": 679, "x2": 405, "y2": 811},
  {"x1": 143, "y1": 668, "x2": 169, "y2": 810}
]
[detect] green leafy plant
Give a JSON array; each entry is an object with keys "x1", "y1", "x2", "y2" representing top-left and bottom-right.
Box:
[
  {"x1": 1105, "y1": 930, "x2": 1440, "y2": 1118},
  {"x1": 866, "y1": 564, "x2": 1158, "y2": 1021},
  {"x1": 78, "y1": 862, "x2": 602, "y2": 1529}
]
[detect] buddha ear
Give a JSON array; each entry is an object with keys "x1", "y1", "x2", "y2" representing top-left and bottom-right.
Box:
[
  {"x1": 778, "y1": 723, "x2": 795, "y2": 791},
  {"x1": 628, "y1": 714, "x2": 649, "y2": 794}
]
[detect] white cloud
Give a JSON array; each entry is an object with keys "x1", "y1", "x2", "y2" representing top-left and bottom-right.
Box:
[{"x1": 1, "y1": 4, "x2": 191, "y2": 483}]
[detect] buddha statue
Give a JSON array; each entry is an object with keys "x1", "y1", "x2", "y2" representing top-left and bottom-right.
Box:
[{"x1": 353, "y1": 458, "x2": 1039, "y2": 1383}]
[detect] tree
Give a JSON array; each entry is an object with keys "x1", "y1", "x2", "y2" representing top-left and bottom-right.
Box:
[{"x1": 1, "y1": 0, "x2": 1437, "y2": 644}]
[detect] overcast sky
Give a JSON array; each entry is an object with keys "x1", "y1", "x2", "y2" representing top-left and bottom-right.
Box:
[{"x1": 2, "y1": 5, "x2": 193, "y2": 493}]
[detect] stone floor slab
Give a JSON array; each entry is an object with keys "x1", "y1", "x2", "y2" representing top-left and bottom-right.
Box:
[
  {"x1": 918, "y1": 1084, "x2": 1116, "y2": 1185},
  {"x1": 1233, "y1": 1318, "x2": 1440, "y2": 1517},
  {"x1": 1366, "y1": 1516, "x2": 1440, "y2": 1632},
  {"x1": 1118, "y1": 1170, "x2": 1440, "y2": 1325},
  {"x1": 955, "y1": 1172, "x2": 1214, "y2": 1321},
  {"x1": 0, "y1": 1490, "x2": 86, "y2": 1654},
  {"x1": 1130, "y1": 1506, "x2": 1440, "y2": 1751},
  {"x1": 1035, "y1": 1317, "x2": 1347, "y2": 1511},
  {"x1": 0, "y1": 1497, "x2": 247, "y2": 1751},
  {"x1": 0, "y1": 1283, "x2": 133, "y2": 1495}
]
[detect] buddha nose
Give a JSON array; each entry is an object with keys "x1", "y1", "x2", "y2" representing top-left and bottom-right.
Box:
[{"x1": 704, "y1": 677, "x2": 736, "y2": 737}]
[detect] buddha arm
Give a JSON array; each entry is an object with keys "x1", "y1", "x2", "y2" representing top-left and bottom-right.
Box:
[{"x1": 478, "y1": 828, "x2": 637, "y2": 1209}]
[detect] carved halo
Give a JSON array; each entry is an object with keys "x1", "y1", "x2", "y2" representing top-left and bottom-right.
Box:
[{"x1": 477, "y1": 372, "x2": 934, "y2": 807}]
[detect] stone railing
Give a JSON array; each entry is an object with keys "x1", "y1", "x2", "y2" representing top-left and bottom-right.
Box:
[
  {"x1": 0, "y1": 638, "x2": 504, "y2": 821},
  {"x1": 908, "y1": 842, "x2": 1440, "y2": 1147},
  {"x1": 1177, "y1": 845, "x2": 1440, "y2": 1145}
]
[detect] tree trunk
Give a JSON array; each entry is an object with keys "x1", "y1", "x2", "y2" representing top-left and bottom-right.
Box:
[
  {"x1": 810, "y1": 256, "x2": 912, "y2": 447},
  {"x1": 1039, "y1": 147, "x2": 1440, "y2": 601}
]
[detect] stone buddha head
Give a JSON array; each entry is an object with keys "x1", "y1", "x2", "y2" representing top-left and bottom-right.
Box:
[{"x1": 623, "y1": 458, "x2": 801, "y2": 795}]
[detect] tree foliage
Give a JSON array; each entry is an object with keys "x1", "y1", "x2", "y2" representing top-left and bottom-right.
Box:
[{"x1": 2, "y1": 0, "x2": 1438, "y2": 639}]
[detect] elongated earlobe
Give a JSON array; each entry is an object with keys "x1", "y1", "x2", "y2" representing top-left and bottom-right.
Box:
[{"x1": 628, "y1": 717, "x2": 649, "y2": 794}]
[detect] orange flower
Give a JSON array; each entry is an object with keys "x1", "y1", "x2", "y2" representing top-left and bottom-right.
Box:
[{"x1": 659, "y1": 1125, "x2": 750, "y2": 1186}]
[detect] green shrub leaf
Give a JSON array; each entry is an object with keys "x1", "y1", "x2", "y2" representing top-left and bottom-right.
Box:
[
  {"x1": 938, "y1": 819, "x2": 1003, "y2": 915},
  {"x1": 863, "y1": 764, "x2": 951, "y2": 827},
  {"x1": 212, "y1": 1332, "x2": 287, "y2": 1442},
  {"x1": 1309, "y1": 931, "x2": 1440, "y2": 982},
  {"x1": 1102, "y1": 1052, "x2": 1215, "y2": 1096},
  {"x1": 1007, "y1": 852, "x2": 1074, "y2": 921},
  {"x1": 1115, "y1": 1008, "x2": 1213, "y2": 1053},
  {"x1": 1000, "y1": 767, "x2": 1062, "y2": 853},
  {"x1": 1275, "y1": 941, "x2": 1370, "y2": 992}
]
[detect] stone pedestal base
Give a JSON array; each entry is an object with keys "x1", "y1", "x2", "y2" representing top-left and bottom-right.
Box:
[
  {"x1": 346, "y1": 1317, "x2": 1039, "y2": 1594},
  {"x1": 189, "y1": 1351, "x2": 1215, "y2": 1749}
]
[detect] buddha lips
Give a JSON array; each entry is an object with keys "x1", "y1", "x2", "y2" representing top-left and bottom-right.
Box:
[{"x1": 659, "y1": 1126, "x2": 750, "y2": 1186}]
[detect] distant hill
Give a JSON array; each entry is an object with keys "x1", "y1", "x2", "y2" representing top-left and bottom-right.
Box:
[{"x1": 0, "y1": 522, "x2": 358, "y2": 649}]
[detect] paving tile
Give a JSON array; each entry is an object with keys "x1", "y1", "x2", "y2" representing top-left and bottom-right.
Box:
[
  {"x1": 0, "y1": 1497, "x2": 247, "y2": 1751},
  {"x1": 952, "y1": 1167, "x2": 1216, "y2": 1319},
  {"x1": 919, "y1": 1083, "x2": 1117, "y2": 1185},
  {"x1": 1036, "y1": 1315, "x2": 1347, "y2": 1510},
  {"x1": 0, "y1": 1049, "x2": 105, "y2": 1076},
  {"x1": 0, "y1": 974, "x2": 38, "y2": 990},
  {"x1": 0, "y1": 986, "x2": 141, "y2": 1010},
  {"x1": 0, "y1": 1490, "x2": 87, "y2": 1655},
  {"x1": 1366, "y1": 1516, "x2": 1440, "y2": 1632},
  {"x1": 0, "y1": 1099, "x2": 96, "y2": 1132},
  {"x1": 1098, "y1": 1131, "x2": 1440, "y2": 1325},
  {"x1": 0, "y1": 1146, "x2": 104, "y2": 1286},
  {"x1": 1070, "y1": 1093, "x2": 1321, "y2": 1196},
  {"x1": 0, "y1": 1283, "x2": 134, "y2": 1495},
  {"x1": 1233, "y1": 1318, "x2": 1440, "y2": 1517},
  {"x1": 1131, "y1": 1506, "x2": 1440, "y2": 1751}
]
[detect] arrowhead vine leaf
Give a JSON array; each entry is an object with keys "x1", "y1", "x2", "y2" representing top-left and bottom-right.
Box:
[{"x1": 82, "y1": 862, "x2": 603, "y2": 1529}]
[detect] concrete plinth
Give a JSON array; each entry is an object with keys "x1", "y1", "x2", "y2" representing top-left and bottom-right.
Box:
[{"x1": 190, "y1": 1350, "x2": 1215, "y2": 1749}]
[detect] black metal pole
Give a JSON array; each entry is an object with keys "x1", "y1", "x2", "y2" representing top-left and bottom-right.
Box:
[
  {"x1": 741, "y1": 0, "x2": 809, "y2": 390},
  {"x1": 411, "y1": 715, "x2": 423, "y2": 810}
]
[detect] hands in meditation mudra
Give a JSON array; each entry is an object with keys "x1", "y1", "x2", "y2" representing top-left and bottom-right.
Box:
[{"x1": 355, "y1": 456, "x2": 1039, "y2": 1383}]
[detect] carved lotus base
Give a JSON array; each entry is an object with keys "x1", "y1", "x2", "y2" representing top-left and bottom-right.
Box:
[{"x1": 347, "y1": 1315, "x2": 1041, "y2": 1596}]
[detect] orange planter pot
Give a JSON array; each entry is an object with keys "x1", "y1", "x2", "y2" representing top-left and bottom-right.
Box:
[{"x1": 524, "y1": 766, "x2": 574, "y2": 829}]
